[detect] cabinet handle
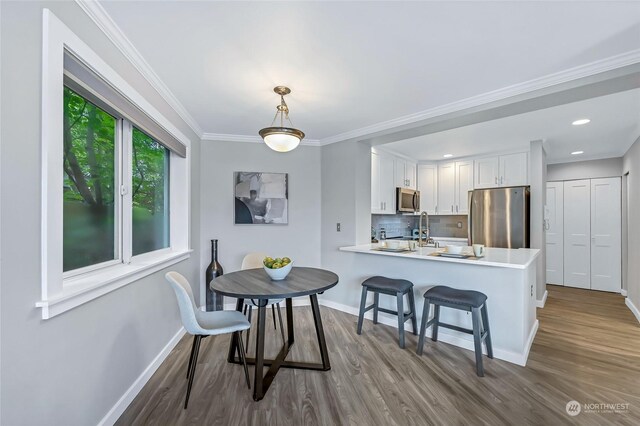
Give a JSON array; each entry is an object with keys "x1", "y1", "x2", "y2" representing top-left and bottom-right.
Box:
[
  {"x1": 495, "y1": 177, "x2": 498, "y2": 184},
  {"x1": 501, "y1": 176, "x2": 504, "y2": 185},
  {"x1": 456, "y1": 205, "x2": 459, "y2": 213},
  {"x1": 451, "y1": 205, "x2": 453, "y2": 212}
]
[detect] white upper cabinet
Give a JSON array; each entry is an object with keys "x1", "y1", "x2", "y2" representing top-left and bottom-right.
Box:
[
  {"x1": 474, "y1": 157, "x2": 500, "y2": 188},
  {"x1": 371, "y1": 151, "x2": 396, "y2": 214},
  {"x1": 474, "y1": 152, "x2": 528, "y2": 188},
  {"x1": 417, "y1": 164, "x2": 437, "y2": 215},
  {"x1": 395, "y1": 158, "x2": 417, "y2": 189},
  {"x1": 455, "y1": 161, "x2": 473, "y2": 214},
  {"x1": 380, "y1": 155, "x2": 396, "y2": 213},
  {"x1": 437, "y1": 162, "x2": 456, "y2": 214},
  {"x1": 500, "y1": 152, "x2": 528, "y2": 186},
  {"x1": 371, "y1": 151, "x2": 381, "y2": 213}
]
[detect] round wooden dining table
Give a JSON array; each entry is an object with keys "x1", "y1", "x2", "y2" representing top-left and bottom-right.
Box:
[{"x1": 210, "y1": 267, "x2": 339, "y2": 401}]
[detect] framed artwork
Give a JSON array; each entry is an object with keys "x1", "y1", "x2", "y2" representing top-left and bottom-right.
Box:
[{"x1": 234, "y1": 172, "x2": 288, "y2": 224}]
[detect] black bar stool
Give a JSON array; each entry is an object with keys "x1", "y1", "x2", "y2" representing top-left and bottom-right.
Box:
[
  {"x1": 356, "y1": 276, "x2": 417, "y2": 348},
  {"x1": 416, "y1": 285, "x2": 493, "y2": 377}
]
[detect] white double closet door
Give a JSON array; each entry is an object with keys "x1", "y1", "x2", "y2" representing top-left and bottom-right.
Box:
[{"x1": 546, "y1": 177, "x2": 621, "y2": 292}]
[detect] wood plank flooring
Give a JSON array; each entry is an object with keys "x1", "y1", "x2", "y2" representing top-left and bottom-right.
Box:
[{"x1": 116, "y1": 285, "x2": 640, "y2": 425}]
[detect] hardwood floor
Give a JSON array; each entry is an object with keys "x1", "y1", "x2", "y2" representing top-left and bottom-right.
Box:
[{"x1": 117, "y1": 285, "x2": 640, "y2": 425}]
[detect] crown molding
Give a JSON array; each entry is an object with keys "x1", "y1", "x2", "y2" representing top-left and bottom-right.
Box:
[
  {"x1": 70, "y1": 2, "x2": 640, "y2": 148},
  {"x1": 318, "y1": 48, "x2": 640, "y2": 146},
  {"x1": 75, "y1": 0, "x2": 203, "y2": 138},
  {"x1": 201, "y1": 133, "x2": 321, "y2": 146}
]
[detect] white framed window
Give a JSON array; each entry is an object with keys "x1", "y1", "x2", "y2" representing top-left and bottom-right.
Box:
[{"x1": 37, "y1": 10, "x2": 192, "y2": 319}]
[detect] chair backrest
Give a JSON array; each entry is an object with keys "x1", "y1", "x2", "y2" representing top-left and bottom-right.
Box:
[
  {"x1": 241, "y1": 252, "x2": 267, "y2": 270},
  {"x1": 165, "y1": 271, "x2": 203, "y2": 335}
]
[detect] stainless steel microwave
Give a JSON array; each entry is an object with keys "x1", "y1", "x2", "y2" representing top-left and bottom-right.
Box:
[{"x1": 396, "y1": 188, "x2": 420, "y2": 213}]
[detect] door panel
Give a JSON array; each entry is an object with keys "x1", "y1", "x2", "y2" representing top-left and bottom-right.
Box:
[
  {"x1": 474, "y1": 157, "x2": 499, "y2": 188},
  {"x1": 563, "y1": 180, "x2": 590, "y2": 289},
  {"x1": 590, "y1": 178, "x2": 621, "y2": 292},
  {"x1": 371, "y1": 152, "x2": 381, "y2": 213},
  {"x1": 545, "y1": 182, "x2": 564, "y2": 285},
  {"x1": 437, "y1": 162, "x2": 455, "y2": 214},
  {"x1": 500, "y1": 152, "x2": 528, "y2": 186},
  {"x1": 380, "y1": 154, "x2": 396, "y2": 213},
  {"x1": 455, "y1": 161, "x2": 473, "y2": 214},
  {"x1": 418, "y1": 164, "x2": 437, "y2": 215}
]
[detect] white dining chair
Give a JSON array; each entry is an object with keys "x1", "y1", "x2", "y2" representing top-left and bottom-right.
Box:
[
  {"x1": 241, "y1": 253, "x2": 286, "y2": 349},
  {"x1": 165, "y1": 271, "x2": 251, "y2": 409}
]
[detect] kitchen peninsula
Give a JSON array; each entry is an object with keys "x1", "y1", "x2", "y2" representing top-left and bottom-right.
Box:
[{"x1": 339, "y1": 243, "x2": 540, "y2": 366}]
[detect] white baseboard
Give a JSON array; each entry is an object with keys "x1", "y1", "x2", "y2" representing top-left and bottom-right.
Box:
[
  {"x1": 319, "y1": 298, "x2": 536, "y2": 366},
  {"x1": 98, "y1": 327, "x2": 186, "y2": 426},
  {"x1": 536, "y1": 290, "x2": 548, "y2": 308},
  {"x1": 621, "y1": 289, "x2": 628, "y2": 297},
  {"x1": 626, "y1": 297, "x2": 640, "y2": 325}
]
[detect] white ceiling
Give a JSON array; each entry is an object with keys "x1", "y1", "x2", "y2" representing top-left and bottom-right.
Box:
[
  {"x1": 381, "y1": 88, "x2": 640, "y2": 164},
  {"x1": 100, "y1": 1, "x2": 640, "y2": 146}
]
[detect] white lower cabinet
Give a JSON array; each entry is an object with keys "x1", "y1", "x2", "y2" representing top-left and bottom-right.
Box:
[{"x1": 556, "y1": 177, "x2": 621, "y2": 293}]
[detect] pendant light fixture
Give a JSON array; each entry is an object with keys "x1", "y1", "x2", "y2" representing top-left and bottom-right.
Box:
[{"x1": 259, "y1": 86, "x2": 305, "y2": 152}]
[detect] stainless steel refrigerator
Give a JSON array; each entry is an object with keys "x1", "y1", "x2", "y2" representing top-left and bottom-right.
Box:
[{"x1": 468, "y1": 186, "x2": 530, "y2": 249}]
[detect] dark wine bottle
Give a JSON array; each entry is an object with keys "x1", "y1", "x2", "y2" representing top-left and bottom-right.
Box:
[{"x1": 205, "y1": 239, "x2": 224, "y2": 311}]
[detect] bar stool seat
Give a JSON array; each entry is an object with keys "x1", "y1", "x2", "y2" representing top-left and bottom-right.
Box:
[
  {"x1": 424, "y1": 286, "x2": 487, "y2": 308},
  {"x1": 361, "y1": 276, "x2": 414, "y2": 293},
  {"x1": 416, "y1": 285, "x2": 493, "y2": 377},
  {"x1": 357, "y1": 276, "x2": 417, "y2": 349}
]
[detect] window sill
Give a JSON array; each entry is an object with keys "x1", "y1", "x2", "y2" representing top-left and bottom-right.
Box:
[{"x1": 36, "y1": 249, "x2": 192, "y2": 319}]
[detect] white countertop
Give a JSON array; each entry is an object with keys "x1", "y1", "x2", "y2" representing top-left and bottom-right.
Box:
[{"x1": 339, "y1": 243, "x2": 540, "y2": 269}]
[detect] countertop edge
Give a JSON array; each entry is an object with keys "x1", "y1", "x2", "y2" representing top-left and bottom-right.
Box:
[{"x1": 339, "y1": 245, "x2": 540, "y2": 270}]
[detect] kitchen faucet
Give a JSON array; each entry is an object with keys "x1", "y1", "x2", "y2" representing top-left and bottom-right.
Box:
[{"x1": 418, "y1": 211, "x2": 435, "y2": 247}]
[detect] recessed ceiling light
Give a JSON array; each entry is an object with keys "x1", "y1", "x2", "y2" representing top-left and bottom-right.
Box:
[
  {"x1": 572, "y1": 119, "x2": 591, "y2": 126},
  {"x1": 571, "y1": 151, "x2": 584, "y2": 155},
  {"x1": 443, "y1": 154, "x2": 453, "y2": 158}
]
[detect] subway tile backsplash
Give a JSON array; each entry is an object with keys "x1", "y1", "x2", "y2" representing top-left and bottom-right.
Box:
[{"x1": 372, "y1": 214, "x2": 468, "y2": 239}]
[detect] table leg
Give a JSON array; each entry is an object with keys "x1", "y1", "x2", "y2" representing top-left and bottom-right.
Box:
[
  {"x1": 286, "y1": 297, "x2": 295, "y2": 344},
  {"x1": 227, "y1": 294, "x2": 331, "y2": 401},
  {"x1": 227, "y1": 298, "x2": 244, "y2": 363},
  {"x1": 309, "y1": 294, "x2": 331, "y2": 370},
  {"x1": 253, "y1": 301, "x2": 268, "y2": 401}
]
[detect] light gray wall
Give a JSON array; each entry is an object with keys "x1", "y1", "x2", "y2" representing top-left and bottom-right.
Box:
[
  {"x1": 547, "y1": 157, "x2": 623, "y2": 181},
  {"x1": 530, "y1": 141, "x2": 547, "y2": 300},
  {"x1": 320, "y1": 140, "x2": 371, "y2": 307},
  {"x1": 623, "y1": 137, "x2": 640, "y2": 315},
  {"x1": 199, "y1": 141, "x2": 321, "y2": 302},
  {"x1": 0, "y1": 2, "x2": 200, "y2": 425}
]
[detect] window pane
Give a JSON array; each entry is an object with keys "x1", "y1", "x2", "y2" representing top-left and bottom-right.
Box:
[
  {"x1": 132, "y1": 127, "x2": 170, "y2": 256},
  {"x1": 63, "y1": 87, "x2": 116, "y2": 272}
]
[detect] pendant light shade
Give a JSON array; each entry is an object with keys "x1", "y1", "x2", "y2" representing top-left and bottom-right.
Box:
[{"x1": 259, "y1": 86, "x2": 305, "y2": 152}]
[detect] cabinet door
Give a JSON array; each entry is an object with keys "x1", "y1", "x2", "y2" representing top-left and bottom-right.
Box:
[
  {"x1": 371, "y1": 152, "x2": 382, "y2": 213},
  {"x1": 590, "y1": 177, "x2": 621, "y2": 292},
  {"x1": 500, "y1": 152, "x2": 528, "y2": 186},
  {"x1": 417, "y1": 164, "x2": 437, "y2": 215},
  {"x1": 437, "y1": 162, "x2": 455, "y2": 214},
  {"x1": 380, "y1": 154, "x2": 396, "y2": 213},
  {"x1": 563, "y1": 180, "x2": 590, "y2": 289},
  {"x1": 406, "y1": 162, "x2": 417, "y2": 190},
  {"x1": 455, "y1": 161, "x2": 473, "y2": 214},
  {"x1": 545, "y1": 182, "x2": 564, "y2": 285},
  {"x1": 474, "y1": 157, "x2": 499, "y2": 188},
  {"x1": 395, "y1": 158, "x2": 407, "y2": 188}
]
